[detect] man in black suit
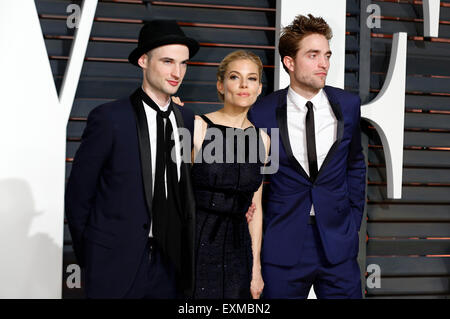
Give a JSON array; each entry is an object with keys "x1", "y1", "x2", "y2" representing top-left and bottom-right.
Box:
[{"x1": 65, "y1": 20, "x2": 198, "y2": 298}]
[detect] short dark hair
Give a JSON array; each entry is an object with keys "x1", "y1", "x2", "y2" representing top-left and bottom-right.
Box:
[{"x1": 278, "y1": 14, "x2": 333, "y2": 73}]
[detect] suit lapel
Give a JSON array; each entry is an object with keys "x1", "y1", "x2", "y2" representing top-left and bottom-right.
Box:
[
  {"x1": 277, "y1": 86, "x2": 345, "y2": 183},
  {"x1": 317, "y1": 87, "x2": 344, "y2": 179},
  {"x1": 130, "y1": 89, "x2": 153, "y2": 219},
  {"x1": 171, "y1": 103, "x2": 187, "y2": 215},
  {"x1": 172, "y1": 104, "x2": 195, "y2": 215},
  {"x1": 276, "y1": 88, "x2": 311, "y2": 181},
  {"x1": 172, "y1": 103, "x2": 195, "y2": 219},
  {"x1": 172, "y1": 103, "x2": 196, "y2": 297}
]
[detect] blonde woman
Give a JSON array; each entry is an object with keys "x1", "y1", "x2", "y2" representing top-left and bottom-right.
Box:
[{"x1": 189, "y1": 50, "x2": 269, "y2": 299}]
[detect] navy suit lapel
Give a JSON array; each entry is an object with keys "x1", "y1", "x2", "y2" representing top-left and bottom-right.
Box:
[
  {"x1": 276, "y1": 86, "x2": 345, "y2": 183},
  {"x1": 171, "y1": 103, "x2": 188, "y2": 216},
  {"x1": 172, "y1": 103, "x2": 196, "y2": 297},
  {"x1": 318, "y1": 86, "x2": 344, "y2": 179},
  {"x1": 172, "y1": 104, "x2": 196, "y2": 223},
  {"x1": 172, "y1": 102, "x2": 185, "y2": 132},
  {"x1": 130, "y1": 89, "x2": 153, "y2": 220},
  {"x1": 276, "y1": 88, "x2": 311, "y2": 181}
]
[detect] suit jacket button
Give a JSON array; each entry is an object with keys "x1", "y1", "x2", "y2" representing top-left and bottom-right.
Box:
[{"x1": 143, "y1": 223, "x2": 149, "y2": 230}]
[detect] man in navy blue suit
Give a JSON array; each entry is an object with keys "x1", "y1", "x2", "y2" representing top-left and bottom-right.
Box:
[
  {"x1": 65, "y1": 20, "x2": 199, "y2": 298},
  {"x1": 249, "y1": 14, "x2": 366, "y2": 299}
]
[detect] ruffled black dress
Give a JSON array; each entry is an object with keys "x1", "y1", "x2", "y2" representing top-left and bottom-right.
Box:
[{"x1": 192, "y1": 115, "x2": 265, "y2": 299}]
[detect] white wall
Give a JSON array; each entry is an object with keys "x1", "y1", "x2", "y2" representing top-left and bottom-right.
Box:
[{"x1": 0, "y1": 0, "x2": 96, "y2": 298}]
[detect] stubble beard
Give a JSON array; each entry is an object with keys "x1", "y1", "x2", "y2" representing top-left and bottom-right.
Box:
[{"x1": 297, "y1": 74, "x2": 326, "y2": 93}]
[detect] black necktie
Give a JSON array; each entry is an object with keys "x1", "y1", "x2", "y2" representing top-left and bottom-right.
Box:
[
  {"x1": 139, "y1": 88, "x2": 181, "y2": 273},
  {"x1": 153, "y1": 104, "x2": 174, "y2": 202},
  {"x1": 305, "y1": 101, "x2": 318, "y2": 182}
]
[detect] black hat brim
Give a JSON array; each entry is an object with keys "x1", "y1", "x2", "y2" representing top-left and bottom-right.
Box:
[{"x1": 128, "y1": 35, "x2": 199, "y2": 67}]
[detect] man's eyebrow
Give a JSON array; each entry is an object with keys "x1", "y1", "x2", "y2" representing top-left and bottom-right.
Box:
[
  {"x1": 304, "y1": 49, "x2": 333, "y2": 55},
  {"x1": 160, "y1": 57, "x2": 190, "y2": 63}
]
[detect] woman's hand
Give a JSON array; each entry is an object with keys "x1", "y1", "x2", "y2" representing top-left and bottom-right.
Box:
[
  {"x1": 250, "y1": 271, "x2": 264, "y2": 299},
  {"x1": 171, "y1": 96, "x2": 184, "y2": 106},
  {"x1": 245, "y1": 202, "x2": 256, "y2": 223}
]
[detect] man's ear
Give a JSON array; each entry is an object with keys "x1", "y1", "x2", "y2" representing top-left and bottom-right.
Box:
[
  {"x1": 283, "y1": 56, "x2": 295, "y2": 73},
  {"x1": 137, "y1": 53, "x2": 148, "y2": 69}
]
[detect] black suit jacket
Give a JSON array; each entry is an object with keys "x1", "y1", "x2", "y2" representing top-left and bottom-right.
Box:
[{"x1": 65, "y1": 89, "x2": 196, "y2": 298}]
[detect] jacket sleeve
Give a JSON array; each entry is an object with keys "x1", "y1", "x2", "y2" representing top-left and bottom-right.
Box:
[
  {"x1": 64, "y1": 105, "x2": 114, "y2": 267},
  {"x1": 347, "y1": 97, "x2": 367, "y2": 231}
]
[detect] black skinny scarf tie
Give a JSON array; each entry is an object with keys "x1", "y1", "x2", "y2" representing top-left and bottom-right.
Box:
[{"x1": 139, "y1": 88, "x2": 181, "y2": 274}]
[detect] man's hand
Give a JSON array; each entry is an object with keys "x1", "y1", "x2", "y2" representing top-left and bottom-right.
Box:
[
  {"x1": 246, "y1": 203, "x2": 256, "y2": 224},
  {"x1": 171, "y1": 96, "x2": 184, "y2": 106}
]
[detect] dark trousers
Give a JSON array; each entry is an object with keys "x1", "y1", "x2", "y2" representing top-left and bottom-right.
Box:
[
  {"x1": 123, "y1": 238, "x2": 180, "y2": 299},
  {"x1": 262, "y1": 223, "x2": 362, "y2": 299}
]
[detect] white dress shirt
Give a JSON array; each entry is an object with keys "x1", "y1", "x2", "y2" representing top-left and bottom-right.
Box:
[
  {"x1": 143, "y1": 98, "x2": 181, "y2": 236},
  {"x1": 286, "y1": 87, "x2": 337, "y2": 215}
]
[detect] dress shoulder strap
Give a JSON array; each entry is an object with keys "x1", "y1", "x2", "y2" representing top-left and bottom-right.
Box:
[{"x1": 200, "y1": 114, "x2": 215, "y2": 126}]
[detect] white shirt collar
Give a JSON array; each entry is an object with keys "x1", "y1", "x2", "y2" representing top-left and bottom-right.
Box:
[
  {"x1": 141, "y1": 86, "x2": 171, "y2": 111},
  {"x1": 158, "y1": 99, "x2": 171, "y2": 112},
  {"x1": 287, "y1": 86, "x2": 326, "y2": 111}
]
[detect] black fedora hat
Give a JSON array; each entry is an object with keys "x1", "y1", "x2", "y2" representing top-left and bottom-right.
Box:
[{"x1": 128, "y1": 20, "x2": 199, "y2": 66}]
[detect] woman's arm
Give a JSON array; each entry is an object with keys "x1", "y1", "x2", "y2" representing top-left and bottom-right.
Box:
[
  {"x1": 248, "y1": 129, "x2": 270, "y2": 299},
  {"x1": 249, "y1": 183, "x2": 264, "y2": 299},
  {"x1": 191, "y1": 115, "x2": 207, "y2": 164}
]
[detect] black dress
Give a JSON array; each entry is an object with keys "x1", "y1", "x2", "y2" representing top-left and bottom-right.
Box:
[{"x1": 192, "y1": 115, "x2": 265, "y2": 299}]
